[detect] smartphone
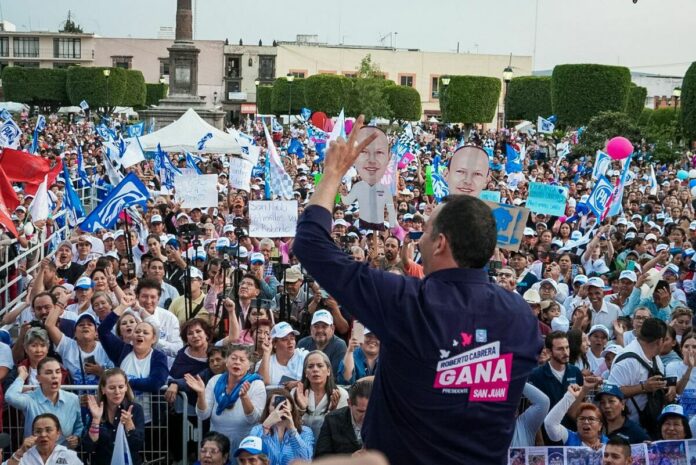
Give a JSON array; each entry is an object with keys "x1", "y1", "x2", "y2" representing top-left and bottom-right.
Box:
[
  {"x1": 408, "y1": 231, "x2": 424, "y2": 240},
  {"x1": 626, "y1": 260, "x2": 635, "y2": 271},
  {"x1": 273, "y1": 396, "x2": 285, "y2": 408},
  {"x1": 352, "y1": 321, "x2": 365, "y2": 344},
  {"x1": 665, "y1": 376, "x2": 678, "y2": 387},
  {"x1": 84, "y1": 355, "x2": 96, "y2": 365}
]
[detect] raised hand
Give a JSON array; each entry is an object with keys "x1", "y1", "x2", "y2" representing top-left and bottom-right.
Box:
[
  {"x1": 329, "y1": 388, "x2": 341, "y2": 411},
  {"x1": 567, "y1": 384, "x2": 583, "y2": 399},
  {"x1": 238, "y1": 381, "x2": 251, "y2": 399},
  {"x1": 184, "y1": 373, "x2": 206, "y2": 394},
  {"x1": 87, "y1": 395, "x2": 103, "y2": 422}
]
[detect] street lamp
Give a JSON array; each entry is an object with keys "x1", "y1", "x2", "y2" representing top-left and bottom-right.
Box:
[
  {"x1": 254, "y1": 79, "x2": 260, "y2": 114},
  {"x1": 502, "y1": 65, "x2": 514, "y2": 129},
  {"x1": 286, "y1": 73, "x2": 295, "y2": 123},
  {"x1": 673, "y1": 87, "x2": 682, "y2": 108},
  {"x1": 440, "y1": 77, "x2": 451, "y2": 124},
  {"x1": 213, "y1": 91, "x2": 218, "y2": 106},
  {"x1": 103, "y1": 68, "x2": 111, "y2": 116}
]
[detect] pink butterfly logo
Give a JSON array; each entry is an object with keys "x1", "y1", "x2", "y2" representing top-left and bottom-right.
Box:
[{"x1": 460, "y1": 332, "x2": 473, "y2": 346}]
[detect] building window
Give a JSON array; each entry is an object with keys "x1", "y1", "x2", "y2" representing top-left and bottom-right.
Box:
[
  {"x1": 226, "y1": 55, "x2": 241, "y2": 78},
  {"x1": 288, "y1": 70, "x2": 306, "y2": 79},
  {"x1": 14, "y1": 61, "x2": 39, "y2": 68},
  {"x1": 400, "y1": 75, "x2": 414, "y2": 87},
  {"x1": 111, "y1": 56, "x2": 132, "y2": 69},
  {"x1": 159, "y1": 58, "x2": 170, "y2": 77},
  {"x1": 431, "y1": 76, "x2": 440, "y2": 99},
  {"x1": 53, "y1": 62, "x2": 74, "y2": 69},
  {"x1": 53, "y1": 38, "x2": 81, "y2": 59},
  {"x1": 0, "y1": 38, "x2": 8, "y2": 57},
  {"x1": 13, "y1": 37, "x2": 39, "y2": 57},
  {"x1": 226, "y1": 80, "x2": 241, "y2": 94},
  {"x1": 258, "y1": 55, "x2": 275, "y2": 81}
]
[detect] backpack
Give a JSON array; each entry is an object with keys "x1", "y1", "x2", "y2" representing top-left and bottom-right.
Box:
[{"x1": 613, "y1": 351, "x2": 666, "y2": 439}]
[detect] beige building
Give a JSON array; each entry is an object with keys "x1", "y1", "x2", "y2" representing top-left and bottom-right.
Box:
[
  {"x1": 93, "y1": 37, "x2": 225, "y2": 107},
  {"x1": 221, "y1": 43, "x2": 277, "y2": 120},
  {"x1": 275, "y1": 38, "x2": 532, "y2": 125}
]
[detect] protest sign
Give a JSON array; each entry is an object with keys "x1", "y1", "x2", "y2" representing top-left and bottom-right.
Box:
[
  {"x1": 587, "y1": 175, "x2": 613, "y2": 218},
  {"x1": 480, "y1": 190, "x2": 501, "y2": 203},
  {"x1": 484, "y1": 201, "x2": 529, "y2": 252},
  {"x1": 508, "y1": 442, "x2": 691, "y2": 465},
  {"x1": 249, "y1": 200, "x2": 298, "y2": 237},
  {"x1": 174, "y1": 174, "x2": 217, "y2": 209},
  {"x1": 525, "y1": 182, "x2": 567, "y2": 216},
  {"x1": 229, "y1": 157, "x2": 253, "y2": 192}
]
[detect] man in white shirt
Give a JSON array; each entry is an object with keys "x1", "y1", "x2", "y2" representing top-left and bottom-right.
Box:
[
  {"x1": 134, "y1": 279, "x2": 183, "y2": 368},
  {"x1": 605, "y1": 270, "x2": 638, "y2": 314},
  {"x1": 586, "y1": 277, "x2": 622, "y2": 338},
  {"x1": 146, "y1": 257, "x2": 180, "y2": 309}
]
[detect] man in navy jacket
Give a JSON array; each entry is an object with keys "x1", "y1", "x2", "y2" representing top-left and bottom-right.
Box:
[{"x1": 292, "y1": 117, "x2": 542, "y2": 465}]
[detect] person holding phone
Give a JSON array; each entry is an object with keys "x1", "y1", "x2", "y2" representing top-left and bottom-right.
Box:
[
  {"x1": 249, "y1": 389, "x2": 314, "y2": 465},
  {"x1": 338, "y1": 325, "x2": 380, "y2": 385}
]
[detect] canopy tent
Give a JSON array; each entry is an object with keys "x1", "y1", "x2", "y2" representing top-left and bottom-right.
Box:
[
  {"x1": 0, "y1": 102, "x2": 29, "y2": 113},
  {"x1": 138, "y1": 108, "x2": 241, "y2": 154}
]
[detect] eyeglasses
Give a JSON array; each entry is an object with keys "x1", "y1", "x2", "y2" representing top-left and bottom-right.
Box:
[
  {"x1": 577, "y1": 416, "x2": 600, "y2": 424},
  {"x1": 200, "y1": 447, "x2": 221, "y2": 455}
]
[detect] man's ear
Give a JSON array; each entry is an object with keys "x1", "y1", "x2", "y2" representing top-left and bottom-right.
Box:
[{"x1": 433, "y1": 232, "x2": 449, "y2": 257}]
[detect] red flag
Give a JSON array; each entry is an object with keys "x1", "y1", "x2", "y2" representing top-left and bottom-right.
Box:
[
  {"x1": 0, "y1": 165, "x2": 19, "y2": 211},
  {"x1": 0, "y1": 148, "x2": 52, "y2": 185},
  {"x1": 24, "y1": 159, "x2": 63, "y2": 196}
]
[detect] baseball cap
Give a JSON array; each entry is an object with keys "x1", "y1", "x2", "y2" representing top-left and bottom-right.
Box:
[
  {"x1": 238, "y1": 246, "x2": 249, "y2": 259},
  {"x1": 75, "y1": 313, "x2": 98, "y2": 326},
  {"x1": 250, "y1": 252, "x2": 265, "y2": 264},
  {"x1": 551, "y1": 239, "x2": 563, "y2": 248},
  {"x1": 645, "y1": 233, "x2": 657, "y2": 242},
  {"x1": 105, "y1": 251, "x2": 120, "y2": 260},
  {"x1": 616, "y1": 218, "x2": 628, "y2": 226},
  {"x1": 333, "y1": 219, "x2": 350, "y2": 228},
  {"x1": 593, "y1": 259, "x2": 610, "y2": 275},
  {"x1": 150, "y1": 214, "x2": 163, "y2": 223},
  {"x1": 571, "y1": 230, "x2": 582, "y2": 241},
  {"x1": 601, "y1": 344, "x2": 622, "y2": 358},
  {"x1": 656, "y1": 243, "x2": 669, "y2": 253},
  {"x1": 233, "y1": 436, "x2": 264, "y2": 458},
  {"x1": 631, "y1": 214, "x2": 642, "y2": 221},
  {"x1": 189, "y1": 267, "x2": 204, "y2": 280},
  {"x1": 216, "y1": 237, "x2": 230, "y2": 248},
  {"x1": 539, "y1": 278, "x2": 558, "y2": 292},
  {"x1": 282, "y1": 266, "x2": 303, "y2": 284},
  {"x1": 690, "y1": 221, "x2": 696, "y2": 231},
  {"x1": 113, "y1": 230, "x2": 125, "y2": 240},
  {"x1": 595, "y1": 383, "x2": 624, "y2": 401},
  {"x1": 588, "y1": 324, "x2": 610, "y2": 338},
  {"x1": 664, "y1": 263, "x2": 680, "y2": 275},
  {"x1": 75, "y1": 277, "x2": 94, "y2": 290},
  {"x1": 270, "y1": 322, "x2": 299, "y2": 339},
  {"x1": 619, "y1": 270, "x2": 637, "y2": 282},
  {"x1": 625, "y1": 232, "x2": 636, "y2": 240},
  {"x1": 176, "y1": 213, "x2": 190, "y2": 221},
  {"x1": 523, "y1": 289, "x2": 541, "y2": 304},
  {"x1": 58, "y1": 240, "x2": 73, "y2": 251},
  {"x1": 311, "y1": 310, "x2": 334, "y2": 326},
  {"x1": 223, "y1": 224, "x2": 235, "y2": 234},
  {"x1": 586, "y1": 277, "x2": 605, "y2": 288},
  {"x1": 523, "y1": 227, "x2": 536, "y2": 237},
  {"x1": 551, "y1": 315, "x2": 570, "y2": 332},
  {"x1": 683, "y1": 248, "x2": 696, "y2": 258},
  {"x1": 573, "y1": 274, "x2": 588, "y2": 285},
  {"x1": 103, "y1": 232, "x2": 115, "y2": 241},
  {"x1": 659, "y1": 404, "x2": 687, "y2": 422}
]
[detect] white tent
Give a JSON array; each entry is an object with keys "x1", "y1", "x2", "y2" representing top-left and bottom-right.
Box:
[
  {"x1": 0, "y1": 102, "x2": 28, "y2": 113},
  {"x1": 138, "y1": 108, "x2": 241, "y2": 154}
]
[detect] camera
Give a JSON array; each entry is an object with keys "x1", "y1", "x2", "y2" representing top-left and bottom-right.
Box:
[
  {"x1": 232, "y1": 217, "x2": 248, "y2": 228},
  {"x1": 178, "y1": 223, "x2": 203, "y2": 238}
]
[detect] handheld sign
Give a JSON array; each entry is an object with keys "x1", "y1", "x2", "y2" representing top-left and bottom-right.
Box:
[
  {"x1": 587, "y1": 176, "x2": 613, "y2": 219},
  {"x1": 483, "y1": 201, "x2": 530, "y2": 252},
  {"x1": 525, "y1": 182, "x2": 567, "y2": 216},
  {"x1": 228, "y1": 157, "x2": 253, "y2": 192},
  {"x1": 174, "y1": 174, "x2": 218, "y2": 209},
  {"x1": 479, "y1": 190, "x2": 501, "y2": 203},
  {"x1": 249, "y1": 200, "x2": 298, "y2": 238}
]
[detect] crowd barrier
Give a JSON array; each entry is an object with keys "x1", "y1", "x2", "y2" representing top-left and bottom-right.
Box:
[{"x1": 3, "y1": 385, "x2": 193, "y2": 465}]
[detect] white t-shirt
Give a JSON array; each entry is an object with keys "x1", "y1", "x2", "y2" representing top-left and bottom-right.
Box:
[
  {"x1": 55, "y1": 336, "x2": 113, "y2": 385},
  {"x1": 666, "y1": 361, "x2": 696, "y2": 418},
  {"x1": 121, "y1": 350, "x2": 153, "y2": 422},
  {"x1": 255, "y1": 348, "x2": 309, "y2": 386}
]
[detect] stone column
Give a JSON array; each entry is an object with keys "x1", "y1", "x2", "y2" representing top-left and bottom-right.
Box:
[{"x1": 175, "y1": 0, "x2": 193, "y2": 42}]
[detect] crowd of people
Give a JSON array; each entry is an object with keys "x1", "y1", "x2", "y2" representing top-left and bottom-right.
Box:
[{"x1": 0, "y1": 108, "x2": 691, "y2": 465}]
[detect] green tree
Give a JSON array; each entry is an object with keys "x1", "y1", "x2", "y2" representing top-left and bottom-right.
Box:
[
  {"x1": 356, "y1": 54, "x2": 382, "y2": 79},
  {"x1": 572, "y1": 111, "x2": 641, "y2": 157},
  {"x1": 257, "y1": 85, "x2": 273, "y2": 114},
  {"x1": 384, "y1": 85, "x2": 422, "y2": 121},
  {"x1": 644, "y1": 108, "x2": 681, "y2": 163},
  {"x1": 551, "y1": 64, "x2": 632, "y2": 127},
  {"x1": 145, "y1": 83, "x2": 169, "y2": 106},
  {"x1": 625, "y1": 84, "x2": 648, "y2": 121},
  {"x1": 680, "y1": 62, "x2": 696, "y2": 142},
  {"x1": 304, "y1": 74, "x2": 349, "y2": 115},
  {"x1": 439, "y1": 75, "x2": 501, "y2": 124},
  {"x1": 637, "y1": 108, "x2": 654, "y2": 129},
  {"x1": 271, "y1": 77, "x2": 306, "y2": 115},
  {"x1": 345, "y1": 78, "x2": 393, "y2": 121},
  {"x1": 1, "y1": 67, "x2": 69, "y2": 112},
  {"x1": 122, "y1": 70, "x2": 146, "y2": 109},
  {"x1": 66, "y1": 67, "x2": 128, "y2": 113},
  {"x1": 504, "y1": 76, "x2": 552, "y2": 122}
]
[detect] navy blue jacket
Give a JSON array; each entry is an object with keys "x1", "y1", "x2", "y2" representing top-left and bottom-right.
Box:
[{"x1": 293, "y1": 206, "x2": 542, "y2": 465}]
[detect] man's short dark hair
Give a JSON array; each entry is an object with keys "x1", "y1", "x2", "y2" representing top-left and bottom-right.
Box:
[
  {"x1": 638, "y1": 318, "x2": 667, "y2": 343},
  {"x1": 349, "y1": 379, "x2": 373, "y2": 403},
  {"x1": 135, "y1": 278, "x2": 162, "y2": 297},
  {"x1": 432, "y1": 195, "x2": 496, "y2": 268},
  {"x1": 544, "y1": 330, "x2": 568, "y2": 351},
  {"x1": 32, "y1": 291, "x2": 57, "y2": 308},
  {"x1": 653, "y1": 280, "x2": 670, "y2": 293},
  {"x1": 605, "y1": 436, "x2": 631, "y2": 460},
  {"x1": 385, "y1": 236, "x2": 401, "y2": 247}
]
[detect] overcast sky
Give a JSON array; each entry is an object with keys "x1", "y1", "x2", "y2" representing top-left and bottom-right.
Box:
[{"x1": 3, "y1": 0, "x2": 694, "y2": 75}]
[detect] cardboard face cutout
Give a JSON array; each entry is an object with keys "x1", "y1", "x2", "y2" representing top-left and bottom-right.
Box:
[
  {"x1": 342, "y1": 127, "x2": 397, "y2": 229},
  {"x1": 445, "y1": 146, "x2": 490, "y2": 198}
]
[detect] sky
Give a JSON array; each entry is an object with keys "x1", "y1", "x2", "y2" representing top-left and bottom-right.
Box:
[{"x1": 2, "y1": 0, "x2": 694, "y2": 76}]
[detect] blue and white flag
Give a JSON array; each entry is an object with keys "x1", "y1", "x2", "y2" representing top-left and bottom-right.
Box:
[
  {"x1": 185, "y1": 152, "x2": 202, "y2": 174},
  {"x1": 147, "y1": 117, "x2": 155, "y2": 134},
  {"x1": 592, "y1": 150, "x2": 611, "y2": 180},
  {"x1": 271, "y1": 117, "x2": 284, "y2": 133},
  {"x1": 325, "y1": 109, "x2": 346, "y2": 154},
  {"x1": 537, "y1": 116, "x2": 555, "y2": 134},
  {"x1": 96, "y1": 124, "x2": 116, "y2": 142},
  {"x1": 79, "y1": 100, "x2": 89, "y2": 111},
  {"x1": 197, "y1": 132, "x2": 213, "y2": 151},
  {"x1": 586, "y1": 175, "x2": 614, "y2": 218},
  {"x1": 287, "y1": 138, "x2": 304, "y2": 159},
  {"x1": 62, "y1": 163, "x2": 86, "y2": 226},
  {"x1": 649, "y1": 164, "x2": 658, "y2": 195},
  {"x1": 127, "y1": 122, "x2": 145, "y2": 138},
  {"x1": 0, "y1": 109, "x2": 12, "y2": 122},
  {"x1": 603, "y1": 154, "x2": 633, "y2": 220},
  {"x1": 505, "y1": 144, "x2": 523, "y2": 173},
  {"x1": 432, "y1": 155, "x2": 449, "y2": 202},
  {"x1": 81, "y1": 172, "x2": 150, "y2": 232},
  {"x1": 300, "y1": 107, "x2": 312, "y2": 121},
  {"x1": 111, "y1": 422, "x2": 133, "y2": 465},
  {"x1": 31, "y1": 115, "x2": 46, "y2": 154},
  {"x1": 263, "y1": 123, "x2": 294, "y2": 200},
  {"x1": 0, "y1": 118, "x2": 21, "y2": 149},
  {"x1": 76, "y1": 143, "x2": 91, "y2": 186},
  {"x1": 155, "y1": 144, "x2": 181, "y2": 189},
  {"x1": 103, "y1": 146, "x2": 124, "y2": 186}
]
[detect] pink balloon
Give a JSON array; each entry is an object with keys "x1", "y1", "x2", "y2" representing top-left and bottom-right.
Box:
[
  {"x1": 344, "y1": 119, "x2": 354, "y2": 135},
  {"x1": 606, "y1": 137, "x2": 633, "y2": 160}
]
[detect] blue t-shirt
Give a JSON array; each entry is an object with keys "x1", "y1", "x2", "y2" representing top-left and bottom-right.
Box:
[{"x1": 565, "y1": 430, "x2": 609, "y2": 447}]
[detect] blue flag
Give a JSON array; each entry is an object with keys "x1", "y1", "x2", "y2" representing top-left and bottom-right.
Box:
[
  {"x1": 76, "y1": 143, "x2": 91, "y2": 186},
  {"x1": 300, "y1": 108, "x2": 312, "y2": 121},
  {"x1": 127, "y1": 122, "x2": 145, "y2": 138},
  {"x1": 81, "y1": 172, "x2": 150, "y2": 232},
  {"x1": 31, "y1": 115, "x2": 46, "y2": 154},
  {"x1": 185, "y1": 152, "x2": 202, "y2": 174},
  {"x1": 432, "y1": 155, "x2": 449, "y2": 202},
  {"x1": 62, "y1": 163, "x2": 85, "y2": 226},
  {"x1": 79, "y1": 100, "x2": 89, "y2": 111},
  {"x1": 264, "y1": 153, "x2": 272, "y2": 200},
  {"x1": 288, "y1": 138, "x2": 304, "y2": 159},
  {"x1": 592, "y1": 150, "x2": 611, "y2": 180},
  {"x1": 155, "y1": 144, "x2": 181, "y2": 189},
  {"x1": 505, "y1": 144, "x2": 522, "y2": 173},
  {"x1": 0, "y1": 109, "x2": 12, "y2": 121}
]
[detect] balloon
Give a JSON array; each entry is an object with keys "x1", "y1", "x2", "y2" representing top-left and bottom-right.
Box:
[
  {"x1": 606, "y1": 137, "x2": 633, "y2": 160},
  {"x1": 689, "y1": 169, "x2": 696, "y2": 179},
  {"x1": 678, "y1": 170, "x2": 689, "y2": 181}
]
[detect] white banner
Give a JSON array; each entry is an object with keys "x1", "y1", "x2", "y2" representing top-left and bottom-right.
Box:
[
  {"x1": 229, "y1": 156, "x2": 253, "y2": 192},
  {"x1": 249, "y1": 200, "x2": 298, "y2": 238},
  {"x1": 174, "y1": 173, "x2": 218, "y2": 208}
]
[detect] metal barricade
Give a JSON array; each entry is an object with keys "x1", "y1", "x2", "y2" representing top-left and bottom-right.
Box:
[{"x1": 2, "y1": 385, "x2": 190, "y2": 465}]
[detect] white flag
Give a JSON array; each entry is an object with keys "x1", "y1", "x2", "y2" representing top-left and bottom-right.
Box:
[
  {"x1": 121, "y1": 137, "x2": 146, "y2": 168},
  {"x1": 111, "y1": 422, "x2": 133, "y2": 465},
  {"x1": 537, "y1": 116, "x2": 555, "y2": 134},
  {"x1": 29, "y1": 175, "x2": 49, "y2": 222}
]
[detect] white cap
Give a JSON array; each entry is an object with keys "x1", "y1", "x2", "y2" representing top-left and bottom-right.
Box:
[
  {"x1": 664, "y1": 263, "x2": 680, "y2": 275},
  {"x1": 103, "y1": 232, "x2": 115, "y2": 241},
  {"x1": 690, "y1": 221, "x2": 696, "y2": 231},
  {"x1": 645, "y1": 233, "x2": 657, "y2": 241},
  {"x1": 250, "y1": 252, "x2": 265, "y2": 264},
  {"x1": 539, "y1": 278, "x2": 558, "y2": 292},
  {"x1": 523, "y1": 289, "x2": 541, "y2": 304},
  {"x1": 551, "y1": 315, "x2": 570, "y2": 332},
  {"x1": 588, "y1": 324, "x2": 610, "y2": 338},
  {"x1": 238, "y1": 246, "x2": 249, "y2": 258},
  {"x1": 601, "y1": 343, "x2": 622, "y2": 357},
  {"x1": 333, "y1": 219, "x2": 350, "y2": 228},
  {"x1": 571, "y1": 231, "x2": 582, "y2": 240},
  {"x1": 311, "y1": 310, "x2": 334, "y2": 326},
  {"x1": 105, "y1": 251, "x2": 120, "y2": 260},
  {"x1": 573, "y1": 274, "x2": 588, "y2": 285},
  {"x1": 656, "y1": 243, "x2": 669, "y2": 253},
  {"x1": 176, "y1": 213, "x2": 190, "y2": 221},
  {"x1": 113, "y1": 230, "x2": 125, "y2": 240},
  {"x1": 616, "y1": 218, "x2": 628, "y2": 226},
  {"x1": 189, "y1": 267, "x2": 204, "y2": 280},
  {"x1": 270, "y1": 322, "x2": 299, "y2": 339},
  {"x1": 594, "y1": 258, "x2": 610, "y2": 274},
  {"x1": 75, "y1": 276, "x2": 93, "y2": 289},
  {"x1": 150, "y1": 214, "x2": 163, "y2": 223},
  {"x1": 586, "y1": 277, "x2": 605, "y2": 288},
  {"x1": 216, "y1": 237, "x2": 230, "y2": 248},
  {"x1": 619, "y1": 270, "x2": 637, "y2": 282},
  {"x1": 223, "y1": 224, "x2": 235, "y2": 234},
  {"x1": 523, "y1": 227, "x2": 536, "y2": 237},
  {"x1": 625, "y1": 231, "x2": 636, "y2": 240}
]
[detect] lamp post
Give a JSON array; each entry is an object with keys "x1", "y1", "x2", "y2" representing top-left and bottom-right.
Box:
[
  {"x1": 103, "y1": 68, "x2": 111, "y2": 116},
  {"x1": 440, "y1": 76, "x2": 450, "y2": 125},
  {"x1": 286, "y1": 73, "x2": 295, "y2": 124},
  {"x1": 502, "y1": 66, "x2": 514, "y2": 129},
  {"x1": 673, "y1": 87, "x2": 682, "y2": 108},
  {"x1": 254, "y1": 79, "x2": 260, "y2": 114},
  {"x1": 213, "y1": 91, "x2": 218, "y2": 106}
]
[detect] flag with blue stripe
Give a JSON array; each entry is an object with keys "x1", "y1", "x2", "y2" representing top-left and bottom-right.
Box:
[
  {"x1": 649, "y1": 164, "x2": 658, "y2": 195},
  {"x1": 288, "y1": 138, "x2": 304, "y2": 159},
  {"x1": 79, "y1": 100, "x2": 89, "y2": 111},
  {"x1": 505, "y1": 144, "x2": 522, "y2": 173},
  {"x1": 31, "y1": 115, "x2": 46, "y2": 154},
  {"x1": 0, "y1": 109, "x2": 12, "y2": 121},
  {"x1": 602, "y1": 154, "x2": 633, "y2": 221},
  {"x1": 62, "y1": 163, "x2": 85, "y2": 226},
  {"x1": 156, "y1": 144, "x2": 181, "y2": 189},
  {"x1": 537, "y1": 116, "x2": 555, "y2": 134},
  {"x1": 127, "y1": 122, "x2": 145, "y2": 138},
  {"x1": 81, "y1": 172, "x2": 150, "y2": 232},
  {"x1": 432, "y1": 155, "x2": 449, "y2": 202},
  {"x1": 0, "y1": 119, "x2": 21, "y2": 149},
  {"x1": 264, "y1": 154, "x2": 272, "y2": 200},
  {"x1": 111, "y1": 423, "x2": 133, "y2": 465},
  {"x1": 272, "y1": 118, "x2": 284, "y2": 133},
  {"x1": 300, "y1": 108, "x2": 312, "y2": 121},
  {"x1": 76, "y1": 143, "x2": 91, "y2": 186},
  {"x1": 592, "y1": 150, "x2": 611, "y2": 180},
  {"x1": 185, "y1": 152, "x2": 202, "y2": 174},
  {"x1": 263, "y1": 123, "x2": 293, "y2": 200}
]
